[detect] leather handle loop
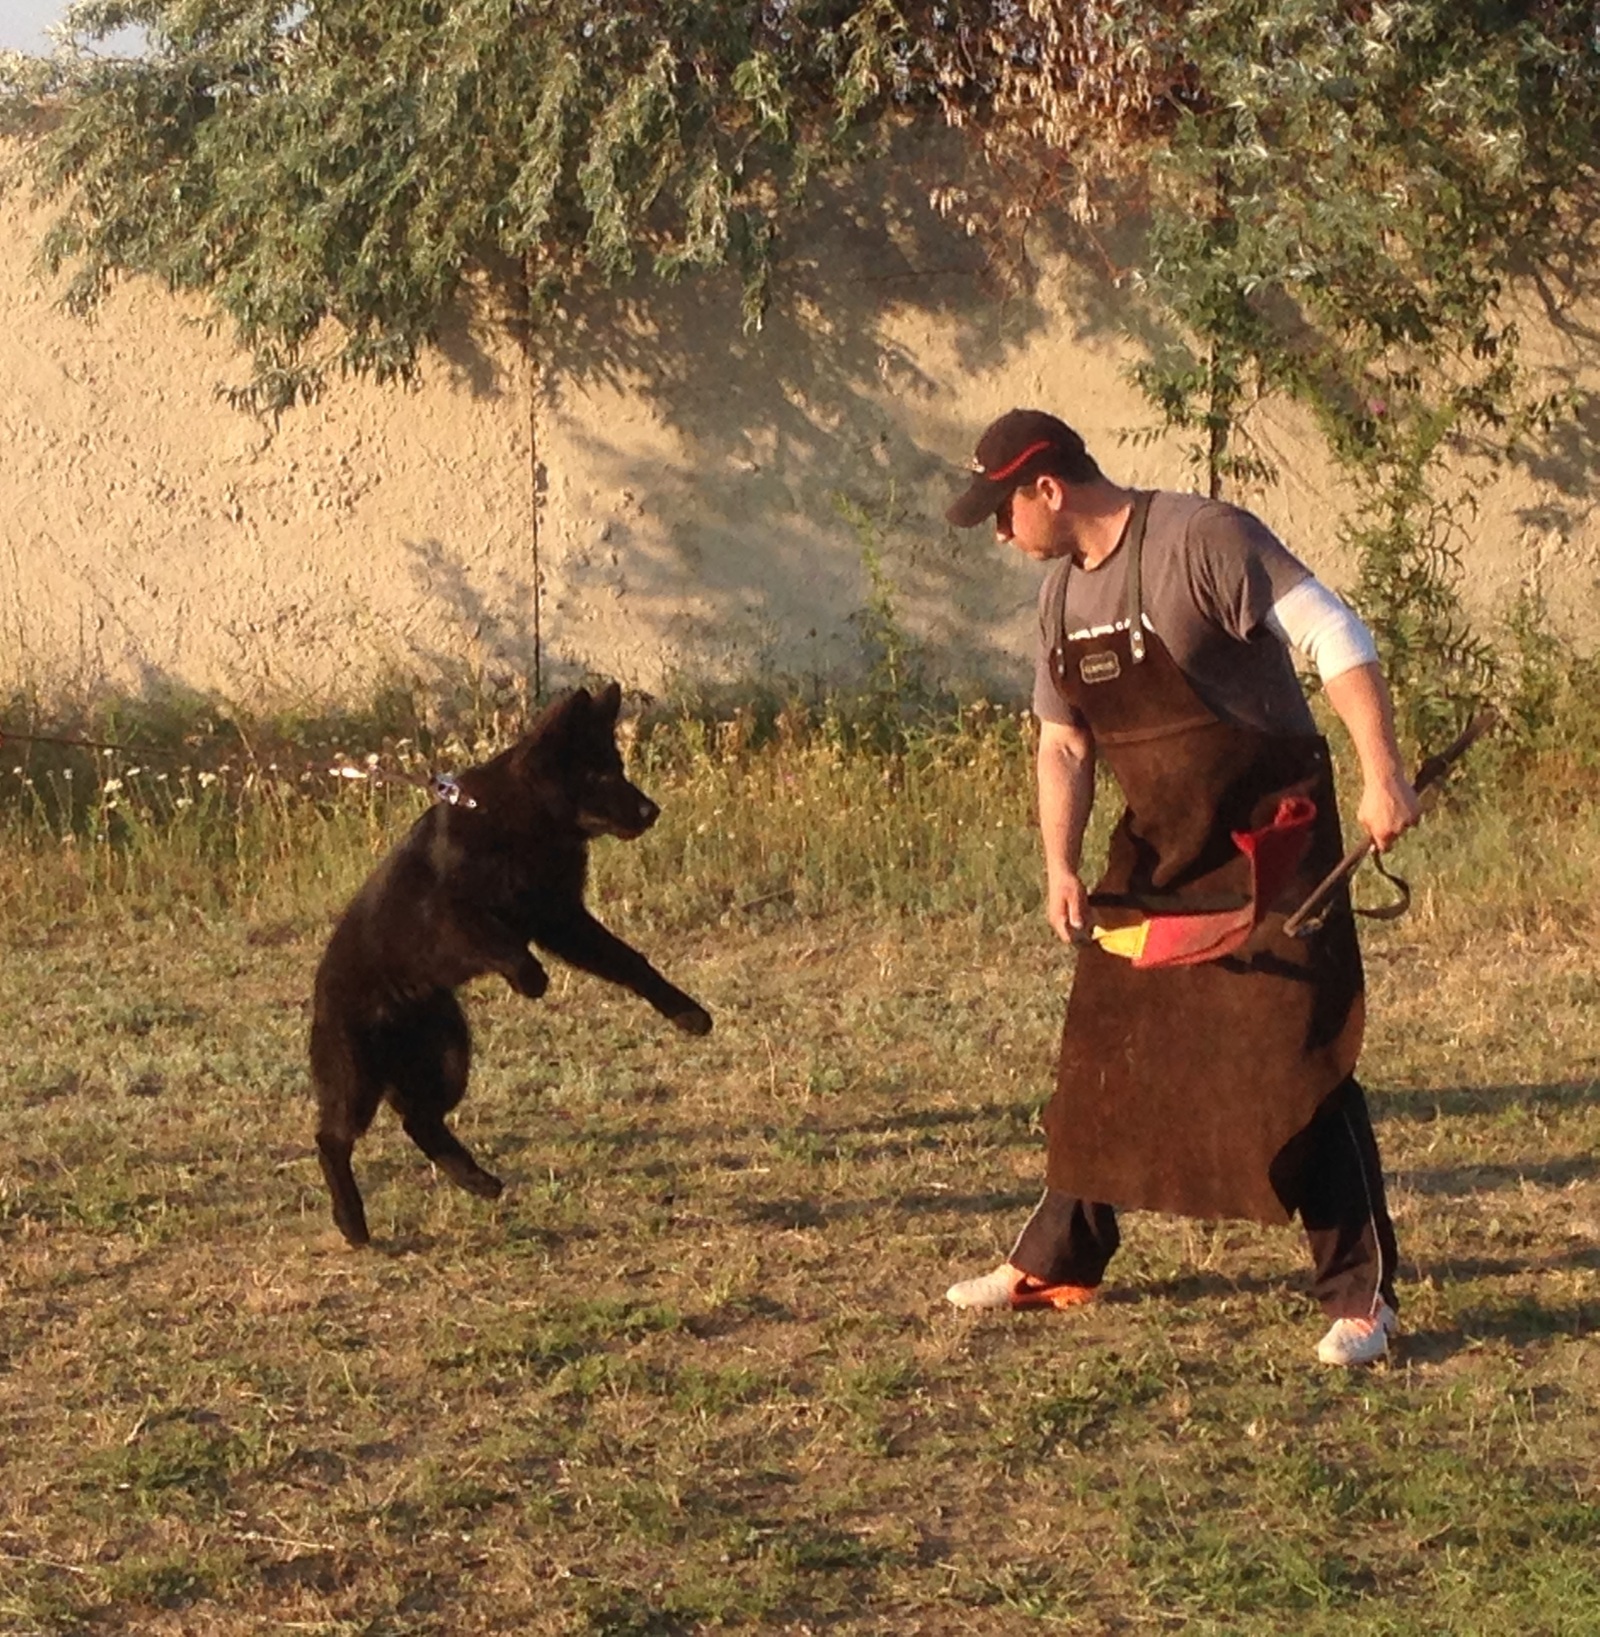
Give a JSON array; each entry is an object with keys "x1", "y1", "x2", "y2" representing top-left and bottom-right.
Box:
[{"x1": 1281, "y1": 706, "x2": 1497, "y2": 938}]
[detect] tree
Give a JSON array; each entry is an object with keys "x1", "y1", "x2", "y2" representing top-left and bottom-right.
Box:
[
  {"x1": 3, "y1": 0, "x2": 925, "y2": 411},
  {"x1": 2, "y1": 0, "x2": 938, "y2": 697},
  {"x1": 926, "y1": 0, "x2": 1600, "y2": 738},
  {"x1": 7, "y1": 1, "x2": 1599, "y2": 729},
  {"x1": 25, "y1": 2, "x2": 1594, "y2": 455}
]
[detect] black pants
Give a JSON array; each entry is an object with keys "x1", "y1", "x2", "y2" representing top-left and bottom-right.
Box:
[{"x1": 1010, "y1": 1077, "x2": 1399, "y2": 1319}]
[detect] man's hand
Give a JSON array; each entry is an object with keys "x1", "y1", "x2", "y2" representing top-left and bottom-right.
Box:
[
  {"x1": 1357, "y1": 768, "x2": 1421, "y2": 852},
  {"x1": 1046, "y1": 869, "x2": 1093, "y2": 945}
]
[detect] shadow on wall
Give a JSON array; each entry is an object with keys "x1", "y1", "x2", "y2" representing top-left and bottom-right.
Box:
[
  {"x1": 398, "y1": 534, "x2": 541, "y2": 698},
  {"x1": 1518, "y1": 230, "x2": 1600, "y2": 526},
  {"x1": 435, "y1": 135, "x2": 1100, "y2": 699},
  {"x1": 15, "y1": 113, "x2": 1600, "y2": 707},
  {"x1": 0, "y1": 541, "x2": 221, "y2": 708},
  {"x1": 448, "y1": 133, "x2": 1600, "y2": 696},
  {"x1": 1479, "y1": 255, "x2": 1600, "y2": 550},
  {"x1": 1511, "y1": 392, "x2": 1600, "y2": 523}
]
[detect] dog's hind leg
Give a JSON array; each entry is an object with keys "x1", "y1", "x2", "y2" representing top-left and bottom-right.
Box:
[
  {"x1": 385, "y1": 992, "x2": 505, "y2": 1202},
  {"x1": 401, "y1": 1115, "x2": 505, "y2": 1200},
  {"x1": 311, "y1": 1017, "x2": 381, "y2": 1247},
  {"x1": 315, "y1": 1130, "x2": 371, "y2": 1246}
]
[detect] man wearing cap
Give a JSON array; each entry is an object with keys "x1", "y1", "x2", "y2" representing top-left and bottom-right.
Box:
[{"x1": 942, "y1": 409, "x2": 1420, "y2": 1366}]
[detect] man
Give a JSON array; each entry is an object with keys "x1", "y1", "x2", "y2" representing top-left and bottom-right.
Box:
[{"x1": 942, "y1": 409, "x2": 1420, "y2": 1366}]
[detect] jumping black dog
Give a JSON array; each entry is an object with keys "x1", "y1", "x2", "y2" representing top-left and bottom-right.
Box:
[{"x1": 310, "y1": 682, "x2": 711, "y2": 1246}]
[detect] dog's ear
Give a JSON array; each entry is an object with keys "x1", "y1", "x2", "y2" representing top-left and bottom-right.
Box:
[
  {"x1": 493, "y1": 690, "x2": 585, "y2": 781},
  {"x1": 595, "y1": 681, "x2": 623, "y2": 728},
  {"x1": 530, "y1": 688, "x2": 588, "y2": 744}
]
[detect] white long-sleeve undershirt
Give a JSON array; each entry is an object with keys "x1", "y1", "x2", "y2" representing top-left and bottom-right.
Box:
[{"x1": 1264, "y1": 575, "x2": 1379, "y2": 684}]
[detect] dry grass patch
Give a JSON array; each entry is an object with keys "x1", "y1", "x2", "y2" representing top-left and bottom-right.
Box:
[
  {"x1": 2, "y1": 698, "x2": 1597, "y2": 1632},
  {"x1": 2, "y1": 892, "x2": 1597, "y2": 1635}
]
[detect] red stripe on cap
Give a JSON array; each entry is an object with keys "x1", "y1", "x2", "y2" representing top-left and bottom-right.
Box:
[{"x1": 984, "y1": 439, "x2": 1054, "y2": 482}]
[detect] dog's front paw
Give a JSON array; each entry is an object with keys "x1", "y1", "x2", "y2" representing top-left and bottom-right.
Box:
[{"x1": 670, "y1": 1002, "x2": 713, "y2": 1036}]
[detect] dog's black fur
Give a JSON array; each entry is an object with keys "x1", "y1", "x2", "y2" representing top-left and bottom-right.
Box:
[{"x1": 310, "y1": 682, "x2": 711, "y2": 1246}]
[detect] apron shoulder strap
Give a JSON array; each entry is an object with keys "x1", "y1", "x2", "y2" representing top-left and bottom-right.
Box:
[
  {"x1": 1044, "y1": 489, "x2": 1155, "y2": 669},
  {"x1": 1124, "y1": 490, "x2": 1154, "y2": 664},
  {"x1": 1044, "y1": 555, "x2": 1072, "y2": 673}
]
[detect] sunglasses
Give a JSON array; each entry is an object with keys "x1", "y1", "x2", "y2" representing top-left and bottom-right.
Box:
[{"x1": 996, "y1": 482, "x2": 1037, "y2": 534}]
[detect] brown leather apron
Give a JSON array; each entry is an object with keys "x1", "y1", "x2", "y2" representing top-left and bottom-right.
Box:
[{"x1": 1042, "y1": 494, "x2": 1365, "y2": 1225}]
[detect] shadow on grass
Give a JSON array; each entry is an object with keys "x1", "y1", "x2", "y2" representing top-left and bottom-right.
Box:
[
  {"x1": 828, "y1": 1102, "x2": 1041, "y2": 1136},
  {"x1": 741, "y1": 1190, "x2": 1040, "y2": 1230},
  {"x1": 514, "y1": 1098, "x2": 1038, "y2": 1151},
  {"x1": 1395, "y1": 1154, "x2": 1600, "y2": 1195},
  {"x1": 686, "y1": 1293, "x2": 796, "y2": 1338},
  {"x1": 1104, "y1": 1268, "x2": 1292, "y2": 1304},
  {"x1": 1417, "y1": 1248, "x2": 1600, "y2": 1287},
  {"x1": 1376, "y1": 1079, "x2": 1599, "y2": 1120},
  {"x1": 1400, "y1": 1297, "x2": 1598, "y2": 1362}
]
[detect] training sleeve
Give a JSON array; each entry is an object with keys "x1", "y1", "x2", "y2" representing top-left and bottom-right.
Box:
[{"x1": 1263, "y1": 575, "x2": 1380, "y2": 683}]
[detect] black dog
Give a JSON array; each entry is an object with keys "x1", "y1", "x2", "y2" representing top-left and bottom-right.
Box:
[{"x1": 310, "y1": 682, "x2": 711, "y2": 1246}]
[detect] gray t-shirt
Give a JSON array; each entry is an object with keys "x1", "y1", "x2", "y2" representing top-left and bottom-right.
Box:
[{"x1": 1033, "y1": 491, "x2": 1317, "y2": 735}]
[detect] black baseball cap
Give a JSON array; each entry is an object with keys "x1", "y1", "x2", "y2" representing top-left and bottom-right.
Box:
[{"x1": 944, "y1": 409, "x2": 1098, "y2": 527}]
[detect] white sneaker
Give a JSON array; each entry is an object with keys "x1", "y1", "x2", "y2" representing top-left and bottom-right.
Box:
[
  {"x1": 944, "y1": 1263, "x2": 1097, "y2": 1311},
  {"x1": 1315, "y1": 1302, "x2": 1398, "y2": 1366},
  {"x1": 945, "y1": 1262, "x2": 1025, "y2": 1310}
]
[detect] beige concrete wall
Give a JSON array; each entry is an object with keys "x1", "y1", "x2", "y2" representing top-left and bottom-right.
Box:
[{"x1": 3, "y1": 137, "x2": 1595, "y2": 708}]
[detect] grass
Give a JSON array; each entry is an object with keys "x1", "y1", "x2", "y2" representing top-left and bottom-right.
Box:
[{"x1": 0, "y1": 689, "x2": 1597, "y2": 1634}]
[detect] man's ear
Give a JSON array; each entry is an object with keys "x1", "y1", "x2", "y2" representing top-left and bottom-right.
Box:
[{"x1": 1035, "y1": 474, "x2": 1069, "y2": 511}]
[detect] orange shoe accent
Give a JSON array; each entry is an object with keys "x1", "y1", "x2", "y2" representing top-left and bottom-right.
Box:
[{"x1": 1009, "y1": 1277, "x2": 1096, "y2": 1311}]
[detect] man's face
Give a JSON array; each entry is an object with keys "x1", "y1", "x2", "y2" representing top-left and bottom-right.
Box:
[{"x1": 995, "y1": 480, "x2": 1066, "y2": 560}]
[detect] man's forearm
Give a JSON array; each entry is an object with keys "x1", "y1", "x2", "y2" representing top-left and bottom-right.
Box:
[
  {"x1": 1321, "y1": 662, "x2": 1405, "y2": 781},
  {"x1": 1037, "y1": 722, "x2": 1096, "y2": 882},
  {"x1": 1321, "y1": 661, "x2": 1420, "y2": 849}
]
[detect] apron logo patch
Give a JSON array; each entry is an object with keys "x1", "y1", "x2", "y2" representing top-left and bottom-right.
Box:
[{"x1": 1079, "y1": 649, "x2": 1122, "y2": 685}]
